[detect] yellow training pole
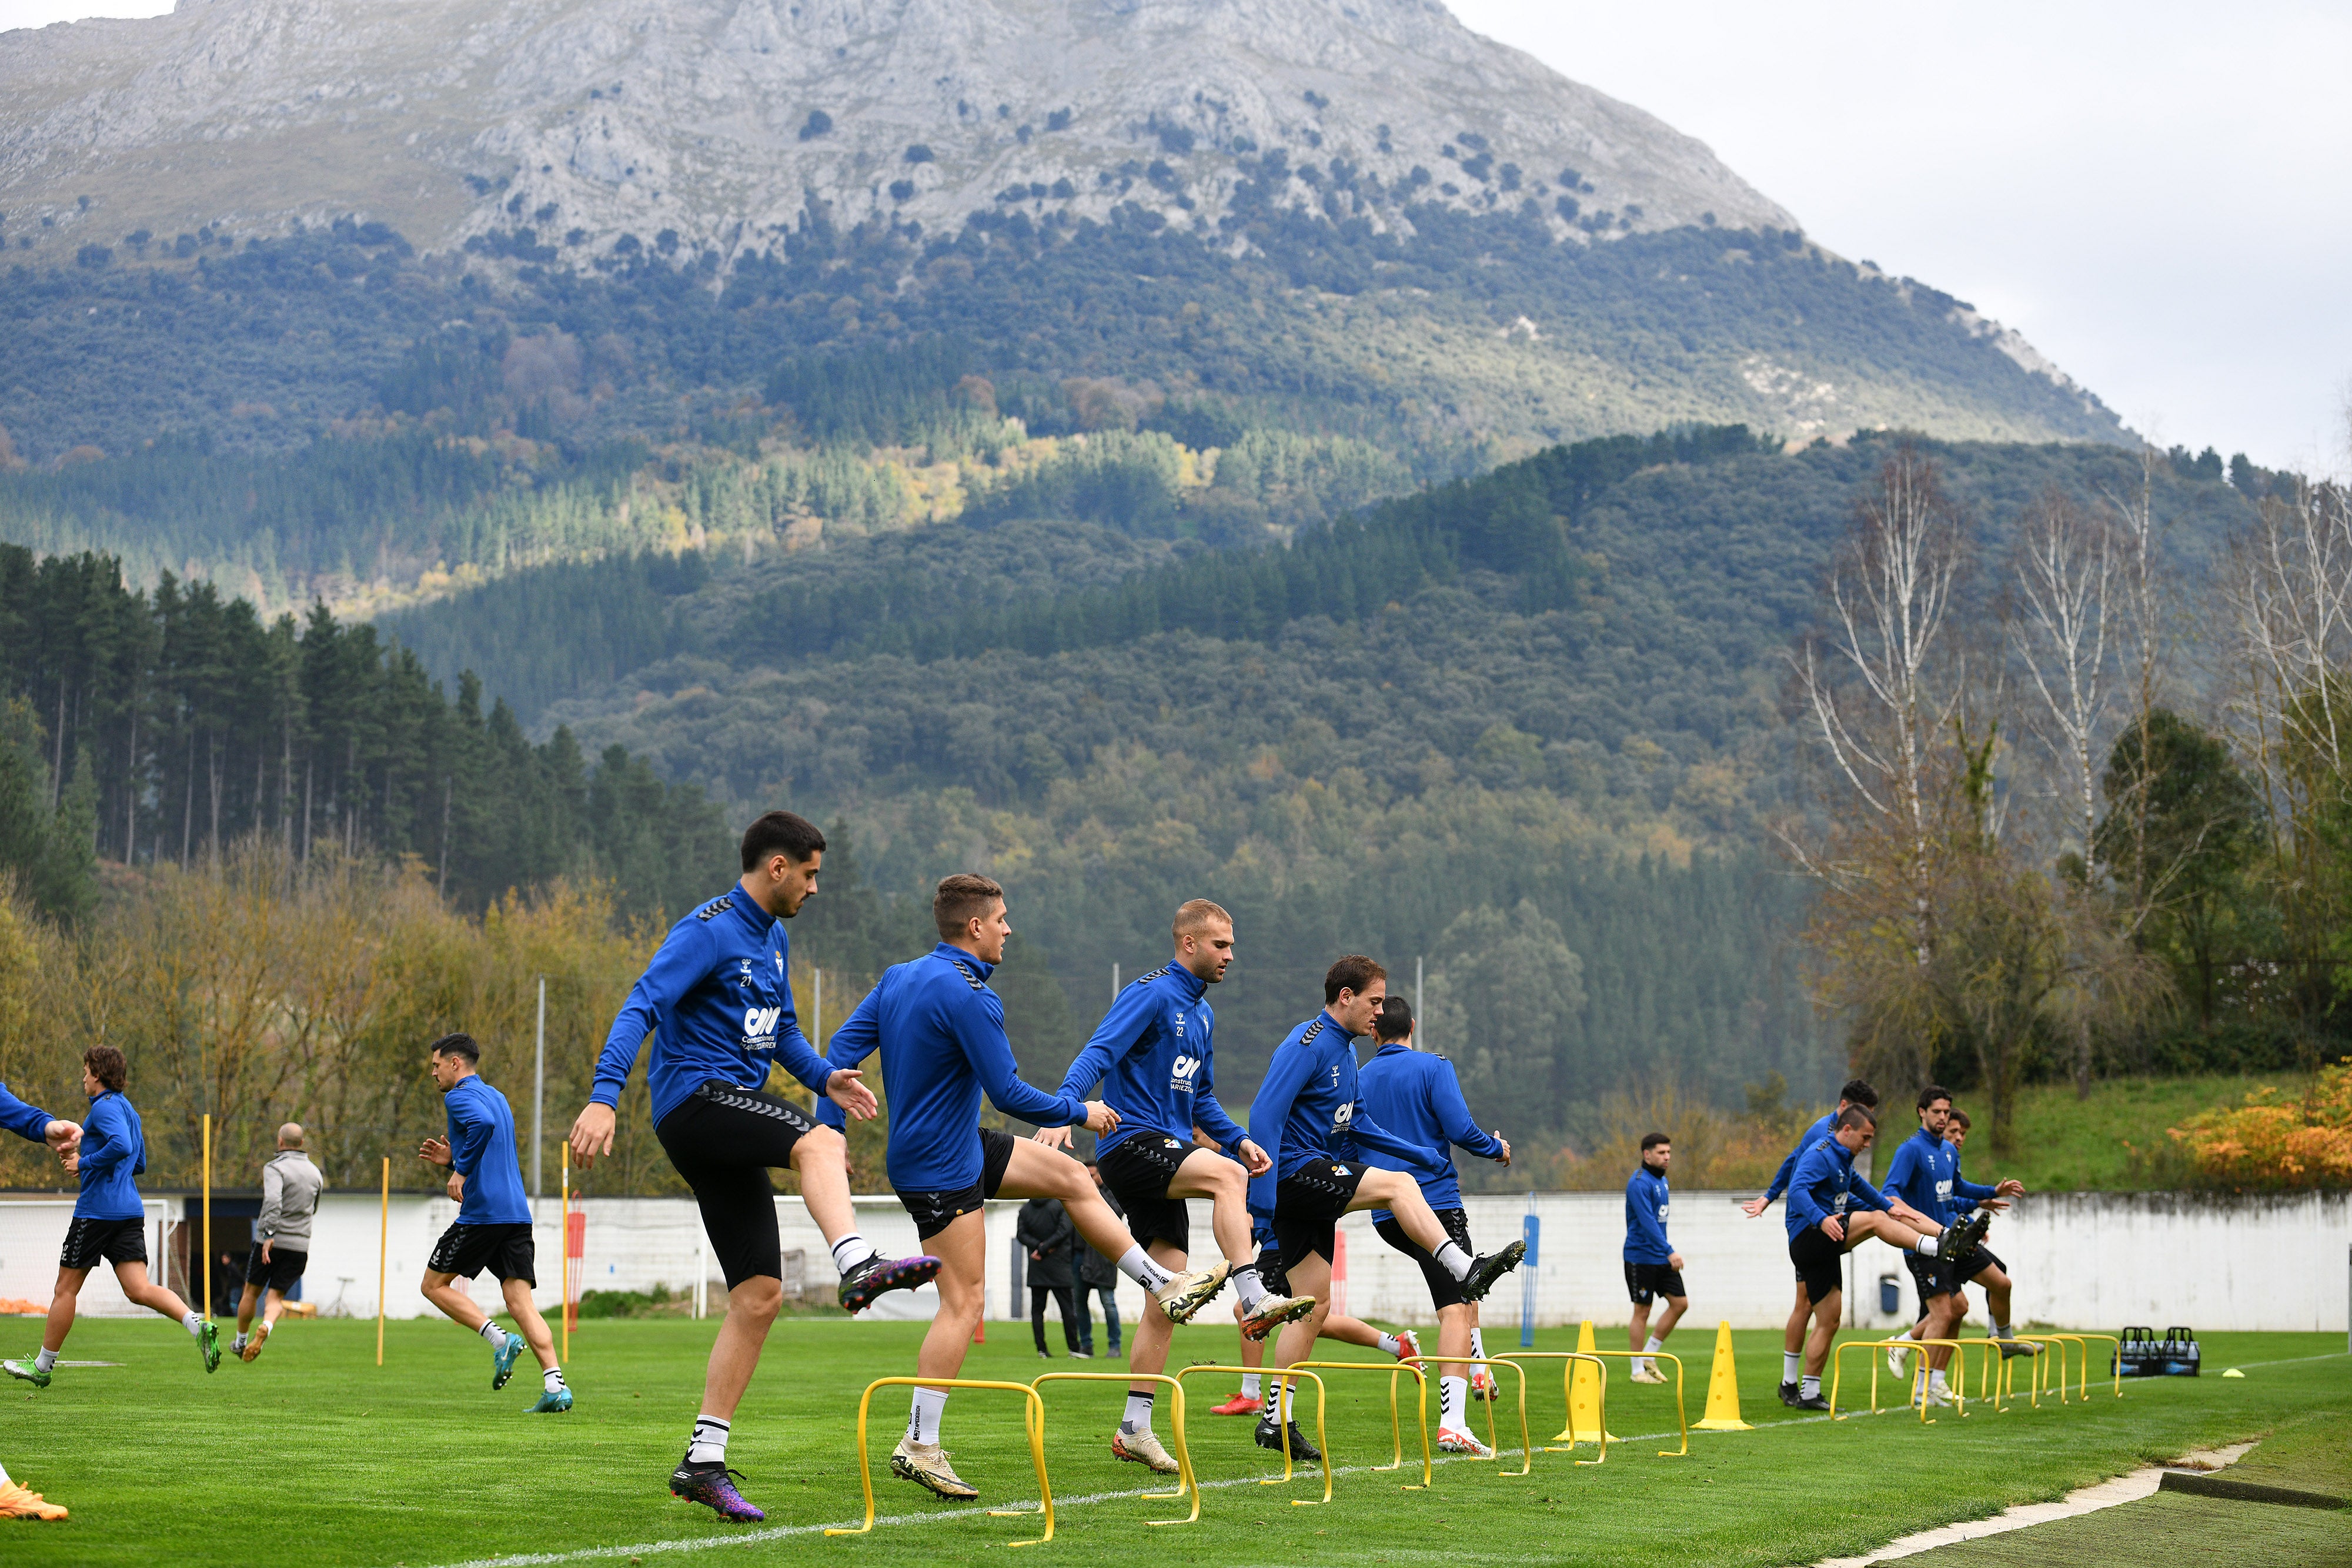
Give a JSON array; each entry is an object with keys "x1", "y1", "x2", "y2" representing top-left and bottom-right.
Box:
[
  {"x1": 201, "y1": 1114, "x2": 212, "y2": 1325},
  {"x1": 560, "y1": 1139, "x2": 570, "y2": 1364},
  {"x1": 376, "y1": 1155, "x2": 389, "y2": 1366}
]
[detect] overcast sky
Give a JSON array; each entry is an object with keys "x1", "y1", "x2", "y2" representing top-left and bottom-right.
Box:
[
  {"x1": 1449, "y1": 0, "x2": 2351, "y2": 474},
  {"x1": 5, "y1": 0, "x2": 2346, "y2": 471}
]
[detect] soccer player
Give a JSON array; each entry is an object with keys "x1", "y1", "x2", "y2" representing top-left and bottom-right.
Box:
[
  {"x1": 417, "y1": 1033, "x2": 570, "y2": 1414},
  {"x1": 1357, "y1": 993, "x2": 1513, "y2": 1456},
  {"x1": 1879, "y1": 1088, "x2": 2031, "y2": 1403},
  {"x1": 816, "y1": 874, "x2": 1229, "y2": 1502},
  {"x1": 1033, "y1": 899, "x2": 1311, "y2": 1474},
  {"x1": 1623, "y1": 1132, "x2": 1686, "y2": 1388},
  {"x1": 1742, "y1": 1078, "x2": 1929, "y2": 1405},
  {"x1": 0, "y1": 1083, "x2": 75, "y2": 1513},
  {"x1": 1783, "y1": 1104, "x2": 1986, "y2": 1410},
  {"x1": 1936, "y1": 1108, "x2": 2034, "y2": 1358},
  {"x1": 233, "y1": 1122, "x2": 324, "y2": 1363},
  {"x1": 1247, "y1": 955, "x2": 1525, "y2": 1460},
  {"x1": 5, "y1": 1046, "x2": 219, "y2": 1387},
  {"x1": 570, "y1": 811, "x2": 938, "y2": 1524}
]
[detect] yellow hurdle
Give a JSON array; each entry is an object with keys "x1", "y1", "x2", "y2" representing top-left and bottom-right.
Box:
[
  {"x1": 1284, "y1": 1359, "x2": 1433, "y2": 1489},
  {"x1": 1028, "y1": 1372, "x2": 1198, "y2": 1526},
  {"x1": 1172, "y1": 1364, "x2": 1332, "y2": 1505},
  {"x1": 1532, "y1": 1348, "x2": 1688, "y2": 1457},
  {"x1": 828, "y1": 1378, "x2": 1054, "y2": 1546},
  {"x1": 1479, "y1": 1352, "x2": 1613, "y2": 1465},
  {"x1": 1397, "y1": 1355, "x2": 1538, "y2": 1476},
  {"x1": 2072, "y1": 1333, "x2": 2124, "y2": 1398},
  {"x1": 1828, "y1": 1338, "x2": 1999, "y2": 1423}
]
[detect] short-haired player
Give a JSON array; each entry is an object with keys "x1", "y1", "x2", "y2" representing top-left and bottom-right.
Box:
[
  {"x1": 817, "y1": 874, "x2": 1229, "y2": 1501},
  {"x1": 1357, "y1": 993, "x2": 1514, "y2": 1455},
  {"x1": 1783, "y1": 1104, "x2": 1986, "y2": 1409},
  {"x1": 1624, "y1": 1132, "x2": 1685, "y2": 1387},
  {"x1": 1246, "y1": 955, "x2": 1525, "y2": 1460},
  {"x1": 418, "y1": 1033, "x2": 570, "y2": 1413},
  {"x1": 1033, "y1": 898, "x2": 1313, "y2": 1475}
]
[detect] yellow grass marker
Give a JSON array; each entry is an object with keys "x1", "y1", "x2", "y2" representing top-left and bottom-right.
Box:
[
  {"x1": 375, "y1": 1155, "x2": 388, "y2": 1366},
  {"x1": 1691, "y1": 1320, "x2": 1754, "y2": 1431},
  {"x1": 1563, "y1": 1320, "x2": 1621, "y2": 1443}
]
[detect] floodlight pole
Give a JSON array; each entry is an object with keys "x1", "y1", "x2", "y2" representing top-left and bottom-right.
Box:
[
  {"x1": 1415, "y1": 955, "x2": 1424, "y2": 1050},
  {"x1": 533, "y1": 975, "x2": 546, "y2": 1205},
  {"x1": 1112, "y1": 963, "x2": 1119, "y2": 1001}
]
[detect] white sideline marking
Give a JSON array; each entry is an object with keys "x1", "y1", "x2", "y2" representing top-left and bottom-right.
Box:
[
  {"x1": 420, "y1": 1349, "x2": 2351, "y2": 1568},
  {"x1": 1808, "y1": 1443, "x2": 2257, "y2": 1567}
]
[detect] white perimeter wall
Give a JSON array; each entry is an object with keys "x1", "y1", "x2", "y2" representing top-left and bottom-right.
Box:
[{"x1": 8, "y1": 1189, "x2": 2344, "y2": 1333}]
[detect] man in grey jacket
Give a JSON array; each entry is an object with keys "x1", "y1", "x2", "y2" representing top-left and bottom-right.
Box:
[{"x1": 234, "y1": 1124, "x2": 325, "y2": 1363}]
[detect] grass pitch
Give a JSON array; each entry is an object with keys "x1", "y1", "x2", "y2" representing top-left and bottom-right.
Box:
[{"x1": 2, "y1": 1315, "x2": 2343, "y2": 1567}]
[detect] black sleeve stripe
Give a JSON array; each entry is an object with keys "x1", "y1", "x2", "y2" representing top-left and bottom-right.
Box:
[
  {"x1": 696, "y1": 894, "x2": 734, "y2": 922},
  {"x1": 948, "y1": 958, "x2": 989, "y2": 991},
  {"x1": 1300, "y1": 1018, "x2": 1325, "y2": 1045}
]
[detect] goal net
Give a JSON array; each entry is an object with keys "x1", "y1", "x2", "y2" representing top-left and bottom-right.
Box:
[{"x1": 0, "y1": 1199, "x2": 175, "y2": 1317}]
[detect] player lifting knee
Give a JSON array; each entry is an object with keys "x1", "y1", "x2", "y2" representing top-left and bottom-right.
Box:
[
  {"x1": 1783, "y1": 1104, "x2": 1987, "y2": 1410},
  {"x1": 1031, "y1": 898, "x2": 1315, "y2": 1475},
  {"x1": 1880, "y1": 1088, "x2": 2033, "y2": 1405},
  {"x1": 1355, "y1": 994, "x2": 1514, "y2": 1456},
  {"x1": 569, "y1": 812, "x2": 939, "y2": 1524},
  {"x1": 816, "y1": 874, "x2": 1228, "y2": 1503},
  {"x1": 1246, "y1": 955, "x2": 1524, "y2": 1460}
]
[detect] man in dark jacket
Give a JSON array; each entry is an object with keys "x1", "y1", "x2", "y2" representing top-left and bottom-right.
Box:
[
  {"x1": 1076, "y1": 1163, "x2": 1124, "y2": 1356},
  {"x1": 1017, "y1": 1196, "x2": 1081, "y2": 1358}
]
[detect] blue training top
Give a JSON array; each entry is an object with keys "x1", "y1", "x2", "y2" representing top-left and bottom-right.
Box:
[
  {"x1": 1785, "y1": 1134, "x2": 1893, "y2": 1241},
  {"x1": 445, "y1": 1074, "x2": 532, "y2": 1226},
  {"x1": 1880, "y1": 1125, "x2": 1994, "y2": 1227},
  {"x1": 816, "y1": 944, "x2": 1088, "y2": 1191},
  {"x1": 1245, "y1": 1011, "x2": 1439, "y2": 1219},
  {"x1": 1054, "y1": 961, "x2": 1245, "y2": 1157},
  {"x1": 593, "y1": 887, "x2": 835, "y2": 1126},
  {"x1": 1624, "y1": 1164, "x2": 1673, "y2": 1263},
  {"x1": 1355, "y1": 1042, "x2": 1503, "y2": 1219},
  {"x1": 75, "y1": 1089, "x2": 146, "y2": 1221},
  {"x1": 0, "y1": 1081, "x2": 54, "y2": 1146},
  {"x1": 1763, "y1": 1110, "x2": 1840, "y2": 1203}
]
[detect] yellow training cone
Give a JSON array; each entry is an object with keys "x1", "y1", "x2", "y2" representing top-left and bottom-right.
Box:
[
  {"x1": 1561, "y1": 1319, "x2": 1621, "y2": 1443},
  {"x1": 1691, "y1": 1320, "x2": 1754, "y2": 1431}
]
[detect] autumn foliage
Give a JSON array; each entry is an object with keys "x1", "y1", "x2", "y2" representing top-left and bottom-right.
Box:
[{"x1": 2169, "y1": 1059, "x2": 2352, "y2": 1188}]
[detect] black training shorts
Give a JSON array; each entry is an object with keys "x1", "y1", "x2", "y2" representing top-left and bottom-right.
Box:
[
  {"x1": 1272, "y1": 1159, "x2": 1365, "y2": 1273},
  {"x1": 1910, "y1": 1243, "x2": 2005, "y2": 1317},
  {"x1": 654, "y1": 1079, "x2": 820, "y2": 1291},
  {"x1": 1095, "y1": 1133, "x2": 1192, "y2": 1255},
  {"x1": 1788, "y1": 1224, "x2": 1845, "y2": 1305},
  {"x1": 427, "y1": 1222, "x2": 537, "y2": 1285},
  {"x1": 61, "y1": 1216, "x2": 146, "y2": 1272},
  {"x1": 244, "y1": 1245, "x2": 309, "y2": 1294},
  {"x1": 1623, "y1": 1260, "x2": 1686, "y2": 1306},
  {"x1": 896, "y1": 1127, "x2": 1019, "y2": 1241},
  {"x1": 1372, "y1": 1206, "x2": 1476, "y2": 1310},
  {"x1": 1252, "y1": 1239, "x2": 1290, "y2": 1299}
]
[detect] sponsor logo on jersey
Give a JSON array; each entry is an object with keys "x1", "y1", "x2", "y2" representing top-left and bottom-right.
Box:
[
  {"x1": 741, "y1": 1004, "x2": 783, "y2": 1048},
  {"x1": 1170, "y1": 1054, "x2": 1204, "y2": 1094}
]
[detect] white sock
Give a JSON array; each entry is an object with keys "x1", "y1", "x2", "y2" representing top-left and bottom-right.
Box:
[
  {"x1": 232, "y1": 1332, "x2": 247, "y2": 1351},
  {"x1": 183, "y1": 1312, "x2": 205, "y2": 1338},
  {"x1": 1643, "y1": 1335, "x2": 1665, "y2": 1355},
  {"x1": 1471, "y1": 1326, "x2": 1487, "y2": 1360},
  {"x1": 1432, "y1": 1241, "x2": 1474, "y2": 1282},
  {"x1": 34, "y1": 1347, "x2": 58, "y2": 1373},
  {"x1": 1783, "y1": 1351, "x2": 1803, "y2": 1382},
  {"x1": 544, "y1": 1366, "x2": 567, "y2": 1393},
  {"x1": 1377, "y1": 1332, "x2": 1404, "y2": 1357},
  {"x1": 1915, "y1": 1233, "x2": 1939, "y2": 1257},
  {"x1": 479, "y1": 1320, "x2": 507, "y2": 1348},
  {"x1": 1439, "y1": 1375, "x2": 1467, "y2": 1431},
  {"x1": 908, "y1": 1386, "x2": 948, "y2": 1446},
  {"x1": 1120, "y1": 1390, "x2": 1154, "y2": 1435},
  {"x1": 1929, "y1": 1369, "x2": 1947, "y2": 1391},
  {"x1": 1232, "y1": 1264, "x2": 1267, "y2": 1310},
  {"x1": 688, "y1": 1413, "x2": 729, "y2": 1465},
  {"x1": 1239, "y1": 1372, "x2": 1262, "y2": 1399},
  {"x1": 1800, "y1": 1374, "x2": 1820, "y2": 1398},
  {"x1": 831, "y1": 1234, "x2": 876, "y2": 1273},
  {"x1": 1117, "y1": 1246, "x2": 1174, "y2": 1291},
  {"x1": 1993, "y1": 1322, "x2": 2014, "y2": 1339}
]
